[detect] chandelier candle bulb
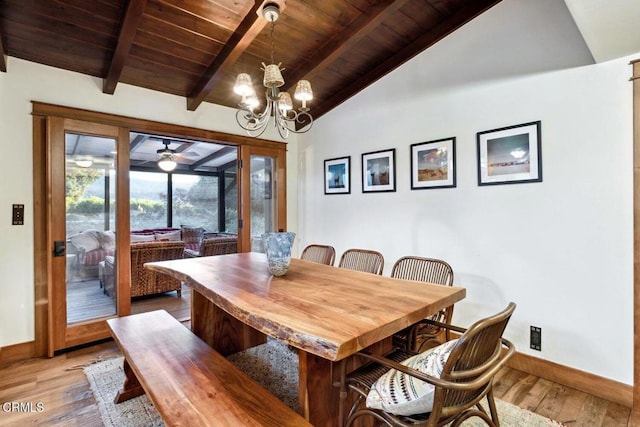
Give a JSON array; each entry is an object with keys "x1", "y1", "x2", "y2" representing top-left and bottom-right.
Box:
[
  {"x1": 278, "y1": 92, "x2": 293, "y2": 112},
  {"x1": 294, "y1": 80, "x2": 313, "y2": 109},
  {"x1": 234, "y1": 73, "x2": 254, "y2": 97}
]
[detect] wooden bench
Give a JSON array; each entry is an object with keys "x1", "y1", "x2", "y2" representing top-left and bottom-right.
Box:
[{"x1": 106, "y1": 310, "x2": 310, "y2": 426}]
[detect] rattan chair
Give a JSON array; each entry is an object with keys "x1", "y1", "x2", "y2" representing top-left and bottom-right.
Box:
[
  {"x1": 338, "y1": 248, "x2": 384, "y2": 275},
  {"x1": 338, "y1": 302, "x2": 516, "y2": 427},
  {"x1": 300, "y1": 244, "x2": 336, "y2": 266},
  {"x1": 183, "y1": 236, "x2": 238, "y2": 258},
  {"x1": 391, "y1": 256, "x2": 454, "y2": 351}
]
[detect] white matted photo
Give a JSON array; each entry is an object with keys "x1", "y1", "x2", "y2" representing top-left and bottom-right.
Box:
[
  {"x1": 362, "y1": 149, "x2": 396, "y2": 193},
  {"x1": 324, "y1": 156, "x2": 350, "y2": 194},
  {"x1": 410, "y1": 137, "x2": 456, "y2": 190},
  {"x1": 477, "y1": 121, "x2": 542, "y2": 186}
]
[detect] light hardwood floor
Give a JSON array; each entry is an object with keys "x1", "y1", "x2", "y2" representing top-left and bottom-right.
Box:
[
  {"x1": 0, "y1": 300, "x2": 632, "y2": 427},
  {"x1": 0, "y1": 345, "x2": 632, "y2": 426}
]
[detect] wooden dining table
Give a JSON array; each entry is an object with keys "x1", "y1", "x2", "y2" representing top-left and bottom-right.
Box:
[{"x1": 145, "y1": 252, "x2": 466, "y2": 427}]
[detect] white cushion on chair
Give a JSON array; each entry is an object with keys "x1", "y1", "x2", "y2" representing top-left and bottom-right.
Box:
[{"x1": 366, "y1": 339, "x2": 458, "y2": 416}]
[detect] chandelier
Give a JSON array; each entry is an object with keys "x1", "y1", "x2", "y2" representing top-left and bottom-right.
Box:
[{"x1": 234, "y1": 2, "x2": 313, "y2": 139}]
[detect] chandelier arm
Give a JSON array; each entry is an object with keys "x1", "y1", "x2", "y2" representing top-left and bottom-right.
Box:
[
  {"x1": 236, "y1": 101, "x2": 273, "y2": 138},
  {"x1": 276, "y1": 110, "x2": 314, "y2": 134}
]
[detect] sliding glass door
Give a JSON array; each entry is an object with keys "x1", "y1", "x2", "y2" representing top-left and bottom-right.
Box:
[{"x1": 48, "y1": 118, "x2": 130, "y2": 354}]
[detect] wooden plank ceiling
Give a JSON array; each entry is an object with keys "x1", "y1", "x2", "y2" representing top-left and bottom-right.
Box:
[{"x1": 0, "y1": 0, "x2": 502, "y2": 121}]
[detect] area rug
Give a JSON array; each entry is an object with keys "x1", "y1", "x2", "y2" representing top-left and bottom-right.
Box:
[{"x1": 85, "y1": 341, "x2": 564, "y2": 426}]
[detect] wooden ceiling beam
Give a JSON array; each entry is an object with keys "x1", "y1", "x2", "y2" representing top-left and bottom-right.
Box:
[
  {"x1": 311, "y1": 0, "x2": 503, "y2": 119},
  {"x1": 103, "y1": 0, "x2": 148, "y2": 94},
  {"x1": 186, "y1": 0, "x2": 287, "y2": 112},
  {"x1": 0, "y1": 24, "x2": 7, "y2": 72},
  {"x1": 283, "y1": 0, "x2": 409, "y2": 92}
]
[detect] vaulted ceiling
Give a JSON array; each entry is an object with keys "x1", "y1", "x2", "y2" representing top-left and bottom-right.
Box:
[{"x1": 0, "y1": 0, "x2": 504, "y2": 121}]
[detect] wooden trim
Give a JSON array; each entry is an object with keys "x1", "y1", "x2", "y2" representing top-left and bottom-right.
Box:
[
  {"x1": 48, "y1": 116, "x2": 67, "y2": 353},
  {"x1": 116, "y1": 126, "x2": 132, "y2": 316},
  {"x1": 506, "y1": 351, "x2": 632, "y2": 408},
  {"x1": 632, "y1": 59, "x2": 640, "y2": 422},
  {"x1": 31, "y1": 102, "x2": 286, "y2": 150},
  {"x1": 0, "y1": 341, "x2": 35, "y2": 368},
  {"x1": 33, "y1": 115, "x2": 49, "y2": 358}
]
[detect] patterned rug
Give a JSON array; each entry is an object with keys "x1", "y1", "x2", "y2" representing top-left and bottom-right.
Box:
[{"x1": 84, "y1": 340, "x2": 564, "y2": 426}]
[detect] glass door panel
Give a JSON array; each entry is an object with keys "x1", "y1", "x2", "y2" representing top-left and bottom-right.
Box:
[
  {"x1": 250, "y1": 155, "x2": 277, "y2": 252},
  {"x1": 239, "y1": 144, "x2": 286, "y2": 253},
  {"x1": 65, "y1": 133, "x2": 117, "y2": 324}
]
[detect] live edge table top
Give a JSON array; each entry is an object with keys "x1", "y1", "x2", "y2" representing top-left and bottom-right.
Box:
[{"x1": 146, "y1": 252, "x2": 466, "y2": 362}]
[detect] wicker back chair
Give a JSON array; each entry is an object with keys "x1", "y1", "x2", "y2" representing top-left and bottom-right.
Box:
[
  {"x1": 339, "y1": 302, "x2": 516, "y2": 427},
  {"x1": 184, "y1": 236, "x2": 238, "y2": 258},
  {"x1": 130, "y1": 241, "x2": 185, "y2": 297},
  {"x1": 391, "y1": 256, "x2": 454, "y2": 350},
  {"x1": 338, "y1": 249, "x2": 384, "y2": 275},
  {"x1": 300, "y1": 244, "x2": 336, "y2": 266}
]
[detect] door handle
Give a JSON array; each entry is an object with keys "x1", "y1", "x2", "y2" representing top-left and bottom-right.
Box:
[{"x1": 54, "y1": 241, "x2": 66, "y2": 257}]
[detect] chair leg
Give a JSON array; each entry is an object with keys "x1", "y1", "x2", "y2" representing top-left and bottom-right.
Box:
[
  {"x1": 486, "y1": 388, "x2": 500, "y2": 426},
  {"x1": 338, "y1": 360, "x2": 347, "y2": 427},
  {"x1": 176, "y1": 289, "x2": 182, "y2": 297}
]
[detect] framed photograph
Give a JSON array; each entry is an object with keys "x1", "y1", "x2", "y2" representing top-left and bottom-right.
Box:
[
  {"x1": 410, "y1": 137, "x2": 456, "y2": 189},
  {"x1": 362, "y1": 148, "x2": 396, "y2": 193},
  {"x1": 477, "y1": 121, "x2": 542, "y2": 186},
  {"x1": 324, "y1": 156, "x2": 351, "y2": 194}
]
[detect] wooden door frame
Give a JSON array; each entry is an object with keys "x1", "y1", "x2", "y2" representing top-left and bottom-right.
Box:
[
  {"x1": 632, "y1": 59, "x2": 640, "y2": 423},
  {"x1": 32, "y1": 102, "x2": 287, "y2": 357}
]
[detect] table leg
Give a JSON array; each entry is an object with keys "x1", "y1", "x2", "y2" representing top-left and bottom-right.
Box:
[
  {"x1": 299, "y1": 350, "x2": 340, "y2": 427},
  {"x1": 114, "y1": 359, "x2": 145, "y2": 403},
  {"x1": 190, "y1": 289, "x2": 265, "y2": 356}
]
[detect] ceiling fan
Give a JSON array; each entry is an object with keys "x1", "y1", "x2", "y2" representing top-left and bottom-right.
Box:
[{"x1": 155, "y1": 139, "x2": 199, "y2": 171}]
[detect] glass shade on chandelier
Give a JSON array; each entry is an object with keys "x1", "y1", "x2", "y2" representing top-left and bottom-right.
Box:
[{"x1": 234, "y1": 2, "x2": 313, "y2": 139}]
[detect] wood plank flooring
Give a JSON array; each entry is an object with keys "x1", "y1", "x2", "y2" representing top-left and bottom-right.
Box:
[{"x1": 0, "y1": 344, "x2": 631, "y2": 426}]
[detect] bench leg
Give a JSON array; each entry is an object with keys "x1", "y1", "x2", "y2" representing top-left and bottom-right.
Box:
[{"x1": 114, "y1": 359, "x2": 145, "y2": 404}]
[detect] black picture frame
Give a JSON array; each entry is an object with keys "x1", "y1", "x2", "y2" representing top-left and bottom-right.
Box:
[
  {"x1": 362, "y1": 148, "x2": 396, "y2": 193},
  {"x1": 324, "y1": 156, "x2": 351, "y2": 194},
  {"x1": 477, "y1": 121, "x2": 542, "y2": 186},
  {"x1": 410, "y1": 137, "x2": 456, "y2": 190}
]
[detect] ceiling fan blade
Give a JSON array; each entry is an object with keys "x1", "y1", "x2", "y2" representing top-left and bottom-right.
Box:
[{"x1": 178, "y1": 151, "x2": 200, "y2": 158}]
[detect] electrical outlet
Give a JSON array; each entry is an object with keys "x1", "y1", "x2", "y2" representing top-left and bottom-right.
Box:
[
  {"x1": 12, "y1": 204, "x2": 24, "y2": 225},
  {"x1": 530, "y1": 326, "x2": 541, "y2": 351}
]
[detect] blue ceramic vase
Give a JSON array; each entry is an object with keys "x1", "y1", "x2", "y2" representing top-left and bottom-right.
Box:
[{"x1": 262, "y1": 232, "x2": 296, "y2": 276}]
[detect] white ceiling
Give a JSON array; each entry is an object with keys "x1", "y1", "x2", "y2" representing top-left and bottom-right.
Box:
[{"x1": 564, "y1": 0, "x2": 640, "y2": 62}]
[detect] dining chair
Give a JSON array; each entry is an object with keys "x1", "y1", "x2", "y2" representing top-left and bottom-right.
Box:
[
  {"x1": 300, "y1": 244, "x2": 336, "y2": 266},
  {"x1": 390, "y1": 256, "x2": 454, "y2": 351},
  {"x1": 338, "y1": 248, "x2": 384, "y2": 275},
  {"x1": 338, "y1": 302, "x2": 516, "y2": 427}
]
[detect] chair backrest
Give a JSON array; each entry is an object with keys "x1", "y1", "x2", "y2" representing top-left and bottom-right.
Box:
[
  {"x1": 392, "y1": 256, "x2": 455, "y2": 331},
  {"x1": 300, "y1": 244, "x2": 336, "y2": 266},
  {"x1": 199, "y1": 237, "x2": 238, "y2": 257},
  {"x1": 433, "y1": 302, "x2": 516, "y2": 420},
  {"x1": 130, "y1": 241, "x2": 185, "y2": 294},
  {"x1": 391, "y1": 256, "x2": 453, "y2": 286},
  {"x1": 338, "y1": 249, "x2": 384, "y2": 275}
]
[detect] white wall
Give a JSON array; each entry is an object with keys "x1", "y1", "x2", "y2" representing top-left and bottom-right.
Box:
[
  {"x1": 0, "y1": 58, "x2": 299, "y2": 348},
  {"x1": 297, "y1": 1, "x2": 634, "y2": 383}
]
